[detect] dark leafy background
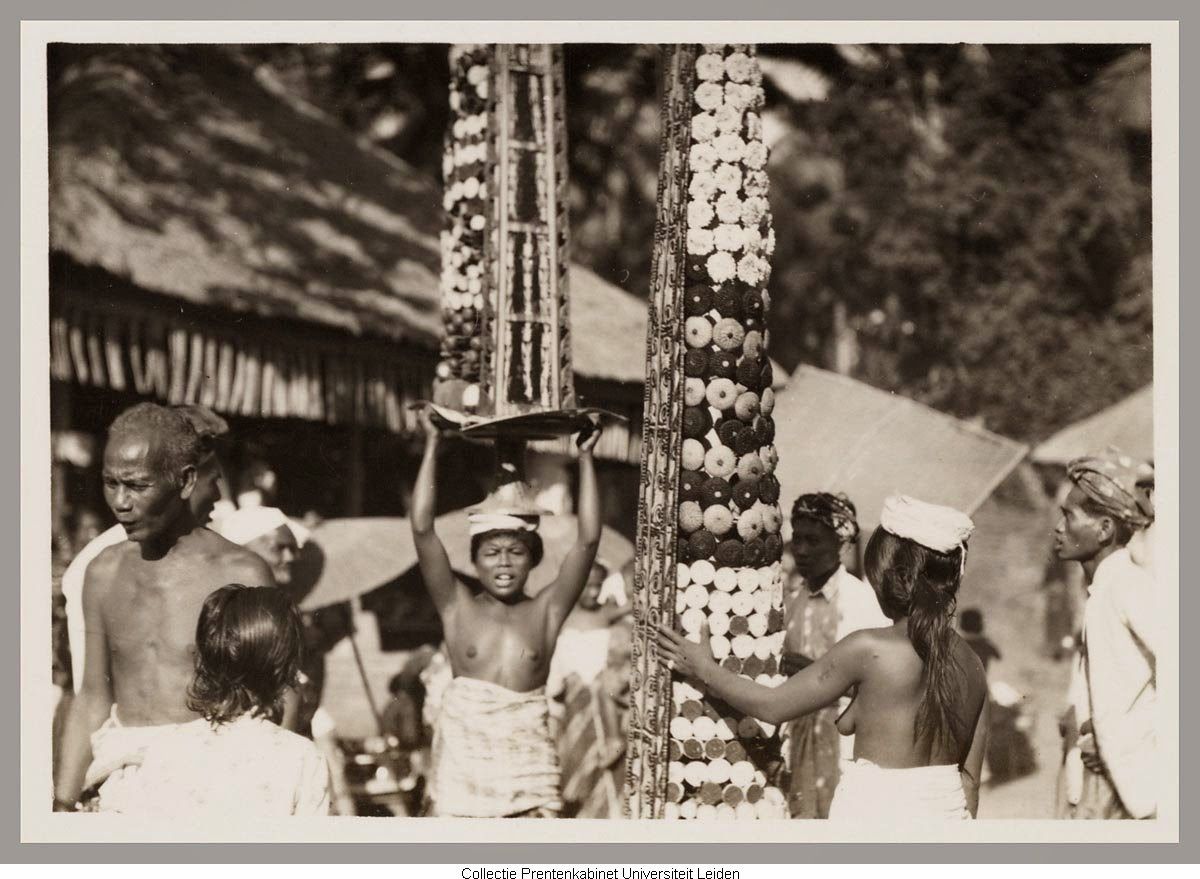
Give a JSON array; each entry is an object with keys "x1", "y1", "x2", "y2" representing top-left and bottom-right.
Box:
[{"x1": 226, "y1": 43, "x2": 1152, "y2": 443}]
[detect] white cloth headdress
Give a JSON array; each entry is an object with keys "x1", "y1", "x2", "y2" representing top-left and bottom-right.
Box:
[
  {"x1": 597, "y1": 568, "x2": 629, "y2": 607},
  {"x1": 218, "y1": 506, "x2": 309, "y2": 547},
  {"x1": 467, "y1": 512, "x2": 540, "y2": 538},
  {"x1": 878, "y1": 495, "x2": 974, "y2": 554}
]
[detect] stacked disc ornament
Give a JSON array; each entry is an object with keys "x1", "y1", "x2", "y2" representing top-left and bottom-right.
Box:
[
  {"x1": 627, "y1": 43, "x2": 787, "y2": 821},
  {"x1": 435, "y1": 44, "x2": 494, "y2": 412},
  {"x1": 668, "y1": 44, "x2": 787, "y2": 822},
  {"x1": 434, "y1": 45, "x2": 574, "y2": 418}
]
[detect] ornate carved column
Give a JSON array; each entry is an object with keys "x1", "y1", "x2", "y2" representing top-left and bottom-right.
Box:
[{"x1": 627, "y1": 44, "x2": 788, "y2": 821}]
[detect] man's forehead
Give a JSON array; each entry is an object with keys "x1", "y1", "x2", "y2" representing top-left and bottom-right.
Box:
[
  {"x1": 480, "y1": 533, "x2": 528, "y2": 547},
  {"x1": 103, "y1": 434, "x2": 156, "y2": 468},
  {"x1": 791, "y1": 517, "x2": 836, "y2": 538}
]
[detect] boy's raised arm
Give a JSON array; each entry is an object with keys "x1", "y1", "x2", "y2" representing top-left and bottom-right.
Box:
[
  {"x1": 542, "y1": 417, "x2": 603, "y2": 629},
  {"x1": 411, "y1": 407, "x2": 459, "y2": 616}
]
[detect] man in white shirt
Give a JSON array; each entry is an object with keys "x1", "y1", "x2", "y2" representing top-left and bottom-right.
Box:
[
  {"x1": 781, "y1": 492, "x2": 890, "y2": 818},
  {"x1": 1055, "y1": 450, "x2": 1156, "y2": 819}
]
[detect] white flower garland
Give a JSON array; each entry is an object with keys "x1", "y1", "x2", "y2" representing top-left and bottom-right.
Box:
[{"x1": 437, "y1": 46, "x2": 493, "y2": 400}]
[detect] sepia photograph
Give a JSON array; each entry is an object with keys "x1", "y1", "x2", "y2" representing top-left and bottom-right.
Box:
[{"x1": 19, "y1": 19, "x2": 1178, "y2": 845}]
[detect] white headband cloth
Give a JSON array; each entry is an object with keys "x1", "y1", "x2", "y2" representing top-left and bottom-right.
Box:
[
  {"x1": 467, "y1": 512, "x2": 540, "y2": 538},
  {"x1": 218, "y1": 506, "x2": 309, "y2": 547},
  {"x1": 879, "y1": 495, "x2": 974, "y2": 554}
]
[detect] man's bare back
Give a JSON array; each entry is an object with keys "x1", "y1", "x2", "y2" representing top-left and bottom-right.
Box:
[{"x1": 87, "y1": 528, "x2": 273, "y2": 726}]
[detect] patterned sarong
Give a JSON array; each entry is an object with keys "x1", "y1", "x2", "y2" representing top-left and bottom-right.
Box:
[
  {"x1": 558, "y1": 675, "x2": 626, "y2": 818},
  {"x1": 829, "y1": 759, "x2": 970, "y2": 820},
  {"x1": 430, "y1": 676, "x2": 562, "y2": 818},
  {"x1": 782, "y1": 707, "x2": 841, "y2": 818}
]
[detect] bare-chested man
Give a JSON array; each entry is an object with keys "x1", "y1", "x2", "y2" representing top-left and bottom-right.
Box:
[
  {"x1": 411, "y1": 407, "x2": 601, "y2": 817},
  {"x1": 53, "y1": 403, "x2": 274, "y2": 812}
]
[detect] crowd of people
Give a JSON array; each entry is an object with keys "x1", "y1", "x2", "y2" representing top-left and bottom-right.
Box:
[{"x1": 48, "y1": 400, "x2": 1157, "y2": 823}]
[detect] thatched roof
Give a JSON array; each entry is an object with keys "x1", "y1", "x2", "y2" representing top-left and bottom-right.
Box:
[
  {"x1": 48, "y1": 44, "x2": 652, "y2": 399},
  {"x1": 772, "y1": 364, "x2": 1028, "y2": 529},
  {"x1": 50, "y1": 44, "x2": 445, "y2": 346},
  {"x1": 1032, "y1": 384, "x2": 1153, "y2": 466}
]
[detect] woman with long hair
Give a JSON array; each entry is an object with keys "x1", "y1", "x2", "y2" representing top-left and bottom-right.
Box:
[{"x1": 658, "y1": 495, "x2": 990, "y2": 819}]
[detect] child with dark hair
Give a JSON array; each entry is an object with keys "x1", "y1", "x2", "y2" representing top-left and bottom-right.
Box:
[{"x1": 95, "y1": 585, "x2": 330, "y2": 817}]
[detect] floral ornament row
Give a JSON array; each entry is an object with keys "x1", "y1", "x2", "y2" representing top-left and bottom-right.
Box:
[
  {"x1": 438, "y1": 45, "x2": 493, "y2": 391},
  {"x1": 661, "y1": 44, "x2": 788, "y2": 821}
]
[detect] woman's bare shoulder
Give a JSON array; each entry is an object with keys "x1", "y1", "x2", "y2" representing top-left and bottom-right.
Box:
[
  {"x1": 834, "y1": 625, "x2": 900, "y2": 663},
  {"x1": 845, "y1": 622, "x2": 906, "y2": 650}
]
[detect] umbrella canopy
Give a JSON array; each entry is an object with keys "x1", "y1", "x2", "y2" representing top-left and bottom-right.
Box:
[
  {"x1": 1032, "y1": 385, "x2": 1154, "y2": 466},
  {"x1": 771, "y1": 365, "x2": 1029, "y2": 531},
  {"x1": 292, "y1": 512, "x2": 634, "y2": 611}
]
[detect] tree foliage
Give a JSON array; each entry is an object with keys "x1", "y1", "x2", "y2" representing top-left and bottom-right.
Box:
[
  {"x1": 762, "y1": 44, "x2": 1152, "y2": 441},
  {"x1": 239, "y1": 42, "x2": 1152, "y2": 443}
]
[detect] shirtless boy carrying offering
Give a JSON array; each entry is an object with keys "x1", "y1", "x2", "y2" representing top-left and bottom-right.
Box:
[
  {"x1": 411, "y1": 407, "x2": 602, "y2": 817},
  {"x1": 53, "y1": 404, "x2": 274, "y2": 812}
]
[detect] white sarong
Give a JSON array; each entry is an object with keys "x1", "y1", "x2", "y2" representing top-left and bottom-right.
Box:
[
  {"x1": 94, "y1": 713, "x2": 331, "y2": 817},
  {"x1": 430, "y1": 676, "x2": 562, "y2": 818},
  {"x1": 84, "y1": 706, "x2": 182, "y2": 808},
  {"x1": 828, "y1": 758, "x2": 970, "y2": 821}
]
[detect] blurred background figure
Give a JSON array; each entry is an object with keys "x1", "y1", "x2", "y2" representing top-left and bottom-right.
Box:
[
  {"x1": 374, "y1": 644, "x2": 440, "y2": 814},
  {"x1": 236, "y1": 458, "x2": 279, "y2": 509},
  {"x1": 549, "y1": 560, "x2": 632, "y2": 818},
  {"x1": 958, "y1": 606, "x2": 1036, "y2": 787},
  {"x1": 216, "y1": 506, "x2": 311, "y2": 727},
  {"x1": 960, "y1": 608, "x2": 1001, "y2": 673},
  {"x1": 780, "y1": 492, "x2": 889, "y2": 819},
  {"x1": 1127, "y1": 461, "x2": 1155, "y2": 575}
]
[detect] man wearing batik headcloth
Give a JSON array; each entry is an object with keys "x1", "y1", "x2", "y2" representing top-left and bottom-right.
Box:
[
  {"x1": 781, "y1": 492, "x2": 890, "y2": 818},
  {"x1": 1054, "y1": 449, "x2": 1157, "y2": 820},
  {"x1": 410, "y1": 406, "x2": 603, "y2": 818}
]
